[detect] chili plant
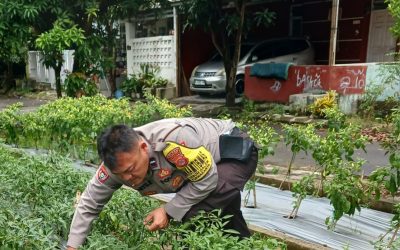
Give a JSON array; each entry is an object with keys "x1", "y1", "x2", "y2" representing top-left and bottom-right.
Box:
[
  {"x1": 0, "y1": 95, "x2": 192, "y2": 162},
  {"x1": 0, "y1": 145, "x2": 285, "y2": 249},
  {"x1": 0, "y1": 102, "x2": 24, "y2": 146},
  {"x1": 280, "y1": 124, "x2": 317, "y2": 190},
  {"x1": 311, "y1": 107, "x2": 367, "y2": 196},
  {"x1": 289, "y1": 107, "x2": 367, "y2": 226},
  {"x1": 288, "y1": 174, "x2": 317, "y2": 219},
  {"x1": 243, "y1": 122, "x2": 279, "y2": 208},
  {"x1": 369, "y1": 108, "x2": 400, "y2": 248},
  {"x1": 324, "y1": 160, "x2": 367, "y2": 230},
  {"x1": 158, "y1": 210, "x2": 287, "y2": 250}
]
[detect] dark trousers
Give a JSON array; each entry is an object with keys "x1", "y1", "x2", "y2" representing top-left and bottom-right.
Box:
[{"x1": 182, "y1": 146, "x2": 258, "y2": 238}]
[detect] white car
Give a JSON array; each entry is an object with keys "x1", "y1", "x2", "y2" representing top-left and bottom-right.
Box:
[{"x1": 190, "y1": 37, "x2": 315, "y2": 95}]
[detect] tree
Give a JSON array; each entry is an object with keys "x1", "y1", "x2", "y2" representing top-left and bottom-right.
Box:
[
  {"x1": 35, "y1": 22, "x2": 85, "y2": 98},
  {"x1": 180, "y1": 0, "x2": 275, "y2": 106},
  {"x1": 387, "y1": 0, "x2": 400, "y2": 38},
  {"x1": 68, "y1": 0, "x2": 170, "y2": 97},
  {"x1": 0, "y1": 0, "x2": 44, "y2": 92}
]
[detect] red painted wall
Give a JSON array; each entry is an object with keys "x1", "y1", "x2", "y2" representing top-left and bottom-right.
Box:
[{"x1": 244, "y1": 65, "x2": 367, "y2": 103}]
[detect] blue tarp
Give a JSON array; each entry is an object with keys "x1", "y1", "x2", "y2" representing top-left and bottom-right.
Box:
[{"x1": 250, "y1": 63, "x2": 293, "y2": 80}]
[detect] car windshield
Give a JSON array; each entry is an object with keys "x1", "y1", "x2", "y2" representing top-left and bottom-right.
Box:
[{"x1": 210, "y1": 44, "x2": 253, "y2": 61}]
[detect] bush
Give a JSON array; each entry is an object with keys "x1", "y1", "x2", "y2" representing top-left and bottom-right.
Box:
[
  {"x1": 64, "y1": 72, "x2": 98, "y2": 98},
  {"x1": 308, "y1": 90, "x2": 337, "y2": 118}
]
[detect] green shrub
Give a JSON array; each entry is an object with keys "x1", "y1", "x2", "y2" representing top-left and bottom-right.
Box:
[
  {"x1": 64, "y1": 72, "x2": 98, "y2": 98},
  {"x1": 308, "y1": 90, "x2": 337, "y2": 118}
]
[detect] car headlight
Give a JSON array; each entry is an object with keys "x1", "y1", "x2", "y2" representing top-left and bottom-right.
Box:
[
  {"x1": 215, "y1": 68, "x2": 226, "y2": 76},
  {"x1": 191, "y1": 66, "x2": 199, "y2": 77}
]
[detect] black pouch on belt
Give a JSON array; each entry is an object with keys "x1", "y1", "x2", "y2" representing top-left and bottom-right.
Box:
[{"x1": 219, "y1": 129, "x2": 254, "y2": 162}]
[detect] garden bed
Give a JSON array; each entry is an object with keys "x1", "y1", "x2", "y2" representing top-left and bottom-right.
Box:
[{"x1": 155, "y1": 183, "x2": 398, "y2": 250}]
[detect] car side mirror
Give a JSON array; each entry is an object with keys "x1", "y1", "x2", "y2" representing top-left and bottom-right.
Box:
[{"x1": 251, "y1": 55, "x2": 258, "y2": 62}]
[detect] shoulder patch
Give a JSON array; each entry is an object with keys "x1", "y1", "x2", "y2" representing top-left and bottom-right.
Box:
[
  {"x1": 97, "y1": 165, "x2": 110, "y2": 184},
  {"x1": 163, "y1": 142, "x2": 212, "y2": 182}
]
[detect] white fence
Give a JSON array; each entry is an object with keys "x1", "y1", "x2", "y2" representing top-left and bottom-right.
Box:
[
  {"x1": 28, "y1": 50, "x2": 75, "y2": 89},
  {"x1": 126, "y1": 35, "x2": 176, "y2": 85}
]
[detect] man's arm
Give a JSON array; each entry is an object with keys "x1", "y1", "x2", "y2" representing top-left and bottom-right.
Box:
[{"x1": 67, "y1": 165, "x2": 121, "y2": 248}]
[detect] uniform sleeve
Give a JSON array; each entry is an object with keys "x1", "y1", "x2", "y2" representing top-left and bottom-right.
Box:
[
  {"x1": 163, "y1": 126, "x2": 218, "y2": 221},
  {"x1": 67, "y1": 166, "x2": 122, "y2": 248}
]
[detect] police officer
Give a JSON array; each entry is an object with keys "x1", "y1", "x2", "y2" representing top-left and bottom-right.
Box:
[{"x1": 67, "y1": 117, "x2": 258, "y2": 249}]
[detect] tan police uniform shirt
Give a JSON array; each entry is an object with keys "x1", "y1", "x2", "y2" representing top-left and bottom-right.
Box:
[{"x1": 67, "y1": 118, "x2": 235, "y2": 248}]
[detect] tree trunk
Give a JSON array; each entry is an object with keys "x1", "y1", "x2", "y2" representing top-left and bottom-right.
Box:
[
  {"x1": 55, "y1": 64, "x2": 62, "y2": 98},
  {"x1": 105, "y1": 22, "x2": 117, "y2": 98},
  {"x1": 2, "y1": 62, "x2": 16, "y2": 94},
  {"x1": 225, "y1": 67, "x2": 236, "y2": 106},
  {"x1": 225, "y1": 0, "x2": 246, "y2": 107},
  {"x1": 108, "y1": 67, "x2": 116, "y2": 97}
]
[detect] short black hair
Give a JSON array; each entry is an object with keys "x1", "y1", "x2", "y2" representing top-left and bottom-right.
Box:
[{"x1": 97, "y1": 124, "x2": 141, "y2": 170}]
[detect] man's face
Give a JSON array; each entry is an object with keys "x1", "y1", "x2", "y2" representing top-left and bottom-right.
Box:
[{"x1": 112, "y1": 141, "x2": 149, "y2": 187}]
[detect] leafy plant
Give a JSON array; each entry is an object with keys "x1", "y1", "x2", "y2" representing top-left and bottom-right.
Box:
[
  {"x1": 159, "y1": 210, "x2": 287, "y2": 250},
  {"x1": 324, "y1": 160, "x2": 366, "y2": 229},
  {"x1": 241, "y1": 122, "x2": 278, "y2": 207},
  {"x1": 308, "y1": 90, "x2": 337, "y2": 118},
  {"x1": 288, "y1": 107, "x2": 367, "y2": 226},
  {"x1": 138, "y1": 64, "x2": 169, "y2": 89},
  {"x1": 35, "y1": 21, "x2": 85, "y2": 98},
  {"x1": 358, "y1": 84, "x2": 386, "y2": 119},
  {"x1": 359, "y1": 63, "x2": 400, "y2": 119},
  {"x1": 369, "y1": 108, "x2": 400, "y2": 248},
  {"x1": 0, "y1": 102, "x2": 24, "y2": 146},
  {"x1": 288, "y1": 174, "x2": 316, "y2": 219},
  {"x1": 64, "y1": 72, "x2": 98, "y2": 98},
  {"x1": 280, "y1": 124, "x2": 317, "y2": 190},
  {"x1": 0, "y1": 146, "x2": 286, "y2": 249},
  {"x1": 120, "y1": 64, "x2": 169, "y2": 99},
  {"x1": 120, "y1": 74, "x2": 140, "y2": 98}
]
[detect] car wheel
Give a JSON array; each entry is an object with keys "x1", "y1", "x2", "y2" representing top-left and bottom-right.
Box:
[{"x1": 235, "y1": 75, "x2": 245, "y2": 96}]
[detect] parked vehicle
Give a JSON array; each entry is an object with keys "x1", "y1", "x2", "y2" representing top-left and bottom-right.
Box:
[{"x1": 189, "y1": 37, "x2": 315, "y2": 95}]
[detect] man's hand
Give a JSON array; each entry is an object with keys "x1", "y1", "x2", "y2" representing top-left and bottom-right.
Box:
[{"x1": 143, "y1": 207, "x2": 169, "y2": 231}]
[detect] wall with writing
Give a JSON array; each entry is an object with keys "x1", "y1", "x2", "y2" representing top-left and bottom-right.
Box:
[{"x1": 244, "y1": 65, "x2": 367, "y2": 103}]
